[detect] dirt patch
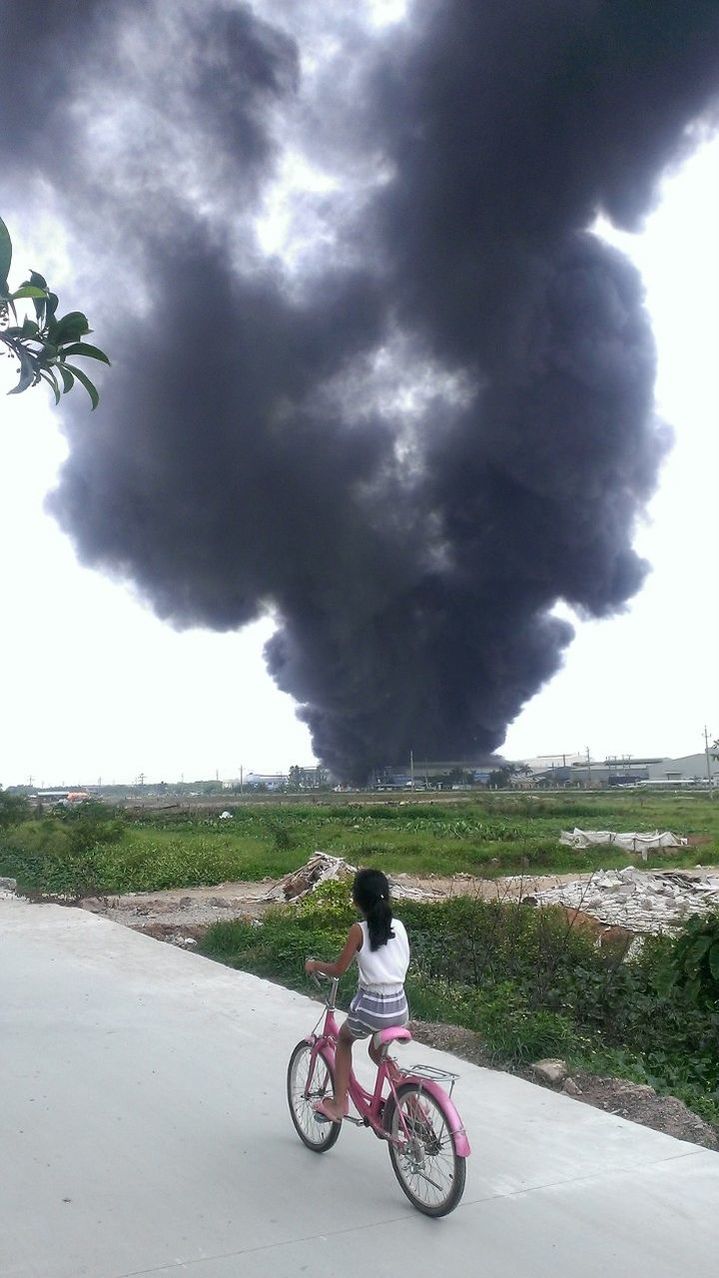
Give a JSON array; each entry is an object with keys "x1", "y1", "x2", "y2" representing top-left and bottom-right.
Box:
[
  {"x1": 407, "y1": 1019, "x2": 495, "y2": 1069},
  {"x1": 80, "y1": 881, "x2": 278, "y2": 931},
  {"x1": 78, "y1": 869, "x2": 595, "y2": 934},
  {"x1": 132, "y1": 922, "x2": 211, "y2": 948}
]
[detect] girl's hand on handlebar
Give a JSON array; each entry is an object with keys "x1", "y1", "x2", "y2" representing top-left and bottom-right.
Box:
[{"x1": 304, "y1": 958, "x2": 316, "y2": 975}]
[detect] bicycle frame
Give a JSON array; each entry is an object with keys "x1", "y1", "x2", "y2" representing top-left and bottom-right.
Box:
[{"x1": 304, "y1": 979, "x2": 470, "y2": 1157}]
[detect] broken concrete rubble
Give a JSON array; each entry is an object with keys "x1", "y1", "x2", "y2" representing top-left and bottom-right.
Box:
[
  {"x1": 529, "y1": 867, "x2": 719, "y2": 935},
  {"x1": 530, "y1": 1059, "x2": 568, "y2": 1086},
  {"x1": 561, "y1": 1078, "x2": 583, "y2": 1097},
  {"x1": 263, "y1": 852, "x2": 442, "y2": 903}
]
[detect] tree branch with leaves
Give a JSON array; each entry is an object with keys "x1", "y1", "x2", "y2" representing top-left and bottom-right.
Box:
[{"x1": 0, "y1": 215, "x2": 109, "y2": 409}]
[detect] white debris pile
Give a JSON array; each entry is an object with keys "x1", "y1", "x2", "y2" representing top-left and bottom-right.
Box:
[
  {"x1": 560, "y1": 829, "x2": 687, "y2": 859},
  {"x1": 532, "y1": 867, "x2": 719, "y2": 934},
  {"x1": 264, "y1": 852, "x2": 439, "y2": 903},
  {"x1": 264, "y1": 852, "x2": 354, "y2": 902}
]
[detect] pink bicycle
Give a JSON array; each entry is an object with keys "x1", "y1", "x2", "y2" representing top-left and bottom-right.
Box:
[{"x1": 286, "y1": 974, "x2": 470, "y2": 1217}]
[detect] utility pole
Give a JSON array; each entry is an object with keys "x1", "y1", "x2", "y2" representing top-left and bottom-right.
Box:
[
  {"x1": 585, "y1": 746, "x2": 592, "y2": 789},
  {"x1": 538, "y1": 753, "x2": 572, "y2": 788},
  {"x1": 410, "y1": 750, "x2": 415, "y2": 790},
  {"x1": 240, "y1": 765, "x2": 244, "y2": 796},
  {"x1": 704, "y1": 726, "x2": 715, "y2": 797}
]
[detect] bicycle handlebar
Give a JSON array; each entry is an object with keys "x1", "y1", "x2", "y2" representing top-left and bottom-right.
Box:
[{"x1": 309, "y1": 969, "x2": 339, "y2": 1006}]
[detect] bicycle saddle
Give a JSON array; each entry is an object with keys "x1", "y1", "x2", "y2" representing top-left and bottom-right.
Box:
[{"x1": 373, "y1": 1027, "x2": 412, "y2": 1047}]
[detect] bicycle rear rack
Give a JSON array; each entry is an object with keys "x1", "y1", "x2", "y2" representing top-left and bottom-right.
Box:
[{"x1": 400, "y1": 1063, "x2": 460, "y2": 1098}]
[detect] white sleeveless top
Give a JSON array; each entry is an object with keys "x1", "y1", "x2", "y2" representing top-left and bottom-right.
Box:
[{"x1": 356, "y1": 918, "x2": 410, "y2": 991}]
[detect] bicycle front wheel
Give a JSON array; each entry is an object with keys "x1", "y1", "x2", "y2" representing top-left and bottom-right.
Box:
[
  {"x1": 286, "y1": 1040, "x2": 341, "y2": 1153},
  {"x1": 385, "y1": 1083, "x2": 467, "y2": 1217}
]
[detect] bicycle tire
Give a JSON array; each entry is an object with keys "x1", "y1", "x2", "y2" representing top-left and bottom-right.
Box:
[
  {"x1": 286, "y1": 1040, "x2": 341, "y2": 1153},
  {"x1": 384, "y1": 1082, "x2": 467, "y2": 1217}
]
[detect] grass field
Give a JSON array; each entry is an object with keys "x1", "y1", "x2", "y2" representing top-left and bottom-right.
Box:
[{"x1": 0, "y1": 791, "x2": 717, "y2": 897}]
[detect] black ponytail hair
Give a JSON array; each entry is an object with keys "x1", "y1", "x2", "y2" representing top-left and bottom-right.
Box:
[{"x1": 353, "y1": 868, "x2": 395, "y2": 950}]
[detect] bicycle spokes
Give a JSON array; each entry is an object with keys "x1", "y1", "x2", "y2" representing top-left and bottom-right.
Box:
[{"x1": 387, "y1": 1085, "x2": 466, "y2": 1216}]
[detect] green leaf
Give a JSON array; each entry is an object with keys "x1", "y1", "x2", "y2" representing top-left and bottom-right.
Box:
[
  {"x1": 53, "y1": 311, "x2": 90, "y2": 344},
  {"x1": 39, "y1": 368, "x2": 61, "y2": 406},
  {"x1": 21, "y1": 317, "x2": 39, "y2": 338},
  {"x1": 684, "y1": 976, "x2": 701, "y2": 1006},
  {"x1": 29, "y1": 270, "x2": 47, "y2": 290},
  {"x1": 709, "y1": 943, "x2": 719, "y2": 983},
  {"x1": 653, "y1": 962, "x2": 677, "y2": 996},
  {"x1": 64, "y1": 362, "x2": 99, "y2": 409},
  {"x1": 8, "y1": 346, "x2": 37, "y2": 395},
  {"x1": 60, "y1": 341, "x2": 110, "y2": 365},
  {"x1": 46, "y1": 292, "x2": 59, "y2": 318},
  {"x1": 11, "y1": 284, "x2": 48, "y2": 300},
  {"x1": 59, "y1": 365, "x2": 75, "y2": 394},
  {"x1": 0, "y1": 216, "x2": 11, "y2": 286},
  {"x1": 685, "y1": 936, "x2": 712, "y2": 972}
]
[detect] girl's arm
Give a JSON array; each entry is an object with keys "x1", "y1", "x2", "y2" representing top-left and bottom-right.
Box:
[{"x1": 305, "y1": 923, "x2": 362, "y2": 978}]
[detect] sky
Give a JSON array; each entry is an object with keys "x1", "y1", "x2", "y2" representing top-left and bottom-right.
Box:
[
  {"x1": 505, "y1": 136, "x2": 719, "y2": 767},
  {"x1": 0, "y1": 3, "x2": 717, "y2": 787}
]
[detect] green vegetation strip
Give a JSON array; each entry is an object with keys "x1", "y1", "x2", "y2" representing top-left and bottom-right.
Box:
[
  {"x1": 200, "y1": 882, "x2": 719, "y2": 1127},
  {"x1": 1, "y1": 791, "x2": 717, "y2": 897}
]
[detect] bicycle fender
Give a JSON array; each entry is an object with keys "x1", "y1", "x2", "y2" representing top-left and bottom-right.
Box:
[
  {"x1": 307, "y1": 1036, "x2": 336, "y2": 1072},
  {"x1": 404, "y1": 1076, "x2": 471, "y2": 1157}
]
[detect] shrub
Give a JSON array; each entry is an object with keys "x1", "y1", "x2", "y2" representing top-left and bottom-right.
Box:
[
  {"x1": 655, "y1": 913, "x2": 719, "y2": 1011},
  {"x1": 0, "y1": 788, "x2": 30, "y2": 829}
]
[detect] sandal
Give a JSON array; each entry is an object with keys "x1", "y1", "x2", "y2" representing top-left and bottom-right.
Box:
[{"x1": 314, "y1": 1098, "x2": 349, "y2": 1124}]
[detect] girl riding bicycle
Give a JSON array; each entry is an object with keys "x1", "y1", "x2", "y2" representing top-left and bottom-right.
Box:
[{"x1": 305, "y1": 868, "x2": 410, "y2": 1123}]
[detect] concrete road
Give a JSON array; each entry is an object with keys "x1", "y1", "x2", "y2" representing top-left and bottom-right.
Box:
[{"x1": 2, "y1": 897, "x2": 718, "y2": 1278}]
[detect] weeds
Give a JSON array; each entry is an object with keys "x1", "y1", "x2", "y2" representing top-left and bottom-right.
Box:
[
  {"x1": 1, "y1": 791, "x2": 716, "y2": 895},
  {"x1": 200, "y1": 883, "x2": 719, "y2": 1125}
]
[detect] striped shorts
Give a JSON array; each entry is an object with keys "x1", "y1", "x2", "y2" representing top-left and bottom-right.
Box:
[{"x1": 344, "y1": 985, "x2": 409, "y2": 1040}]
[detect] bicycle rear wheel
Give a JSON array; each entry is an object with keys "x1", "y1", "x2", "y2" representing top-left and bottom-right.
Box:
[
  {"x1": 286, "y1": 1040, "x2": 341, "y2": 1153},
  {"x1": 385, "y1": 1083, "x2": 466, "y2": 1216}
]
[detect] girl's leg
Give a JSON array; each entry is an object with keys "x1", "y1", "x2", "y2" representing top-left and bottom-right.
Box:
[
  {"x1": 333, "y1": 1024, "x2": 353, "y2": 1109},
  {"x1": 316, "y1": 1024, "x2": 354, "y2": 1121},
  {"x1": 368, "y1": 1036, "x2": 401, "y2": 1084}
]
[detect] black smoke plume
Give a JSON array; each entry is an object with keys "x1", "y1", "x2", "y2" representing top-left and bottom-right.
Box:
[{"x1": 2, "y1": 2, "x2": 718, "y2": 781}]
